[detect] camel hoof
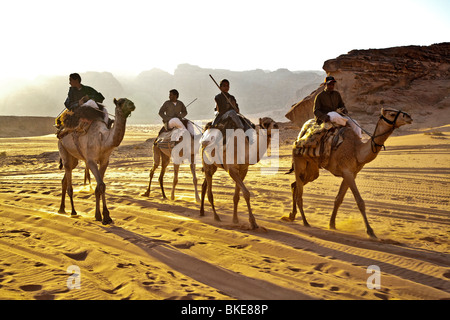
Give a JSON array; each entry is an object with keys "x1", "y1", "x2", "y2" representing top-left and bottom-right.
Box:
[
  {"x1": 214, "y1": 215, "x2": 221, "y2": 222},
  {"x1": 142, "y1": 192, "x2": 150, "y2": 197},
  {"x1": 58, "y1": 209, "x2": 66, "y2": 215},
  {"x1": 303, "y1": 221, "x2": 311, "y2": 227},
  {"x1": 102, "y1": 217, "x2": 113, "y2": 225},
  {"x1": 254, "y1": 226, "x2": 267, "y2": 233},
  {"x1": 71, "y1": 211, "x2": 78, "y2": 216},
  {"x1": 281, "y1": 216, "x2": 295, "y2": 222},
  {"x1": 367, "y1": 231, "x2": 377, "y2": 239}
]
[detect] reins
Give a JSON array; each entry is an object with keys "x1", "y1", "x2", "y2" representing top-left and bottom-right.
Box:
[
  {"x1": 370, "y1": 109, "x2": 409, "y2": 153},
  {"x1": 340, "y1": 109, "x2": 409, "y2": 153}
]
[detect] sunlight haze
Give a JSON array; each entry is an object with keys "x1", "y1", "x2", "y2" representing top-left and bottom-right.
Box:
[{"x1": 0, "y1": 0, "x2": 448, "y2": 80}]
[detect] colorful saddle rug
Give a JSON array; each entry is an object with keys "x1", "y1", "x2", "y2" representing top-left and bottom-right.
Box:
[{"x1": 293, "y1": 119, "x2": 346, "y2": 168}]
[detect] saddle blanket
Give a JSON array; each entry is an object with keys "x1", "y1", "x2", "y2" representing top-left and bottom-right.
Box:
[{"x1": 294, "y1": 118, "x2": 345, "y2": 168}]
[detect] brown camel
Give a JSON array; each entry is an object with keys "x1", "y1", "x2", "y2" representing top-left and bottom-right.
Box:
[
  {"x1": 200, "y1": 117, "x2": 279, "y2": 229},
  {"x1": 142, "y1": 130, "x2": 200, "y2": 202},
  {"x1": 285, "y1": 108, "x2": 412, "y2": 238},
  {"x1": 58, "y1": 98, "x2": 136, "y2": 224}
]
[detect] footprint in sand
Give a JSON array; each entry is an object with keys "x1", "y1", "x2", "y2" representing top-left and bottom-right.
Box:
[
  {"x1": 329, "y1": 286, "x2": 340, "y2": 292},
  {"x1": 309, "y1": 282, "x2": 325, "y2": 288},
  {"x1": 20, "y1": 284, "x2": 42, "y2": 292},
  {"x1": 63, "y1": 250, "x2": 89, "y2": 261},
  {"x1": 287, "y1": 266, "x2": 301, "y2": 272}
]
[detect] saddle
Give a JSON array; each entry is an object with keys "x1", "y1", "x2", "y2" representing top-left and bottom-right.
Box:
[
  {"x1": 294, "y1": 119, "x2": 346, "y2": 168},
  {"x1": 56, "y1": 106, "x2": 105, "y2": 139},
  {"x1": 209, "y1": 113, "x2": 255, "y2": 145},
  {"x1": 154, "y1": 118, "x2": 193, "y2": 149}
]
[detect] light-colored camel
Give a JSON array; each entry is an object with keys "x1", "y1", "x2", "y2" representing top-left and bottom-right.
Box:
[
  {"x1": 285, "y1": 108, "x2": 412, "y2": 238},
  {"x1": 142, "y1": 131, "x2": 200, "y2": 202},
  {"x1": 200, "y1": 117, "x2": 278, "y2": 230},
  {"x1": 58, "y1": 98, "x2": 136, "y2": 224}
]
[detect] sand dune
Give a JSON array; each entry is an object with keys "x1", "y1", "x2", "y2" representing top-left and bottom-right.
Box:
[{"x1": 0, "y1": 122, "x2": 449, "y2": 300}]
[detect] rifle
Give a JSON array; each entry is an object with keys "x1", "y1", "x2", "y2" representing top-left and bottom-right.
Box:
[{"x1": 185, "y1": 98, "x2": 198, "y2": 108}]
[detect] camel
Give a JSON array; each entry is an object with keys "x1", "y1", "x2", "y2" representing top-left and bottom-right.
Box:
[
  {"x1": 285, "y1": 108, "x2": 412, "y2": 238},
  {"x1": 57, "y1": 98, "x2": 136, "y2": 224},
  {"x1": 142, "y1": 129, "x2": 200, "y2": 202},
  {"x1": 200, "y1": 117, "x2": 279, "y2": 229}
]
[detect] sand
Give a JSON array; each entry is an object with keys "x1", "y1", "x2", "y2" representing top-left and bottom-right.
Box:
[{"x1": 0, "y1": 121, "x2": 449, "y2": 300}]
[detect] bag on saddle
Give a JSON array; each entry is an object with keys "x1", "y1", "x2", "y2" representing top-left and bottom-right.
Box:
[
  {"x1": 294, "y1": 118, "x2": 346, "y2": 168},
  {"x1": 56, "y1": 106, "x2": 104, "y2": 139},
  {"x1": 155, "y1": 120, "x2": 191, "y2": 149}
]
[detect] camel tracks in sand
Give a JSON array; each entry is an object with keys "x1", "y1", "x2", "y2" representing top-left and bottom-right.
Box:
[{"x1": 0, "y1": 125, "x2": 449, "y2": 299}]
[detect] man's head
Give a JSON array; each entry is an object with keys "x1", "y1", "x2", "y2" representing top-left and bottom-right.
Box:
[
  {"x1": 169, "y1": 89, "x2": 179, "y2": 102},
  {"x1": 219, "y1": 79, "x2": 230, "y2": 93},
  {"x1": 324, "y1": 76, "x2": 336, "y2": 91},
  {"x1": 69, "y1": 73, "x2": 82, "y2": 88}
]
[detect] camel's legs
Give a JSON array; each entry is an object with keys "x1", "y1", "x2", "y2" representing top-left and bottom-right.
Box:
[
  {"x1": 58, "y1": 173, "x2": 68, "y2": 214},
  {"x1": 207, "y1": 171, "x2": 221, "y2": 222},
  {"x1": 98, "y1": 160, "x2": 111, "y2": 224},
  {"x1": 144, "y1": 145, "x2": 160, "y2": 197},
  {"x1": 58, "y1": 153, "x2": 78, "y2": 216},
  {"x1": 233, "y1": 183, "x2": 240, "y2": 224},
  {"x1": 228, "y1": 167, "x2": 257, "y2": 229},
  {"x1": 292, "y1": 176, "x2": 310, "y2": 227},
  {"x1": 190, "y1": 163, "x2": 200, "y2": 203},
  {"x1": 86, "y1": 160, "x2": 106, "y2": 223},
  {"x1": 290, "y1": 181, "x2": 298, "y2": 218},
  {"x1": 159, "y1": 153, "x2": 170, "y2": 199},
  {"x1": 84, "y1": 167, "x2": 91, "y2": 186},
  {"x1": 200, "y1": 177, "x2": 207, "y2": 216},
  {"x1": 232, "y1": 167, "x2": 249, "y2": 225},
  {"x1": 171, "y1": 164, "x2": 180, "y2": 200},
  {"x1": 342, "y1": 171, "x2": 376, "y2": 238},
  {"x1": 66, "y1": 171, "x2": 77, "y2": 216},
  {"x1": 329, "y1": 180, "x2": 349, "y2": 230},
  {"x1": 200, "y1": 165, "x2": 221, "y2": 221}
]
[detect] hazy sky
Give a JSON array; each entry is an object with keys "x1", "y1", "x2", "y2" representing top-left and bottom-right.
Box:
[{"x1": 0, "y1": 0, "x2": 448, "y2": 80}]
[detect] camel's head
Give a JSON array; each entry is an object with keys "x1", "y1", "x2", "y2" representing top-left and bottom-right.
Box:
[
  {"x1": 259, "y1": 117, "x2": 279, "y2": 135},
  {"x1": 380, "y1": 108, "x2": 413, "y2": 128},
  {"x1": 114, "y1": 98, "x2": 136, "y2": 118}
]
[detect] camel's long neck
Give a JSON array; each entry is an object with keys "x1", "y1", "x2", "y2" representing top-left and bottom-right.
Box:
[
  {"x1": 357, "y1": 119, "x2": 394, "y2": 164},
  {"x1": 107, "y1": 108, "x2": 127, "y2": 148}
]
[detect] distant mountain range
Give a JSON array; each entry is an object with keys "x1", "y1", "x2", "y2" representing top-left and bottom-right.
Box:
[{"x1": 0, "y1": 64, "x2": 324, "y2": 124}]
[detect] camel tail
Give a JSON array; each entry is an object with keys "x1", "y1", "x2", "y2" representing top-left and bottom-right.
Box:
[
  {"x1": 285, "y1": 163, "x2": 294, "y2": 174},
  {"x1": 59, "y1": 158, "x2": 63, "y2": 170}
]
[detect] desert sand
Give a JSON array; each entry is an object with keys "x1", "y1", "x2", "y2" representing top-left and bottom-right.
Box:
[{"x1": 0, "y1": 120, "x2": 449, "y2": 301}]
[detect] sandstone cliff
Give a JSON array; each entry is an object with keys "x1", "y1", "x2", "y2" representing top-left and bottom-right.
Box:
[{"x1": 286, "y1": 43, "x2": 450, "y2": 130}]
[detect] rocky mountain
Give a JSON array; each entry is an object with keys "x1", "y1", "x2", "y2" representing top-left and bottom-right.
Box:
[
  {"x1": 286, "y1": 42, "x2": 450, "y2": 131},
  {"x1": 0, "y1": 65, "x2": 324, "y2": 124}
]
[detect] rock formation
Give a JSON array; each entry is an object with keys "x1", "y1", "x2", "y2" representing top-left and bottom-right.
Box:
[{"x1": 286, "y1": 42, "x2": 450, "y2": 129}]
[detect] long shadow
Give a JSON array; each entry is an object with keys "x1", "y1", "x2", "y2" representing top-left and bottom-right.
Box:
[
  {"x1": 101, "y1": 225, "x2": 315, "y2": 300},
  {"x1": 243, "y1": 220, "x2": 450, "y2": 294},
  {"x1": 110, "y1": 194, "x2": 450, "y2": 295},
  {"x1": 118, "y1": 193, "x2": 450, "y2": 268}
]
